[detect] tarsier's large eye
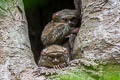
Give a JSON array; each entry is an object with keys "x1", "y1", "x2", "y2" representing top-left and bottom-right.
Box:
[
  {"x1": 57, "y1": 53, "x2": 62, "y2": 58},
  {"x1": 68, "y1": 17, "x2": 77, "y2": 27},
  {"x1": 62, "y1": 18, "x2": 68, "y2": 22},
  {"x1": 70, "y1": 17, "x2": 77, "y2": 22},
  {"x1": 47, "y1": 56, "x2": 52, "y2": 60},
  {"x1": 71, "y1": 16, "x2": 76, "y2": 20}
]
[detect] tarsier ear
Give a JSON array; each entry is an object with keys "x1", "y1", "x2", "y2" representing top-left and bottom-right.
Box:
[
  {"x1": 52, "y1": 13, "x2": 59, "y2": 19},
  {"x1": 41, "y1": 49, "x2": 47, "y2": 55}
]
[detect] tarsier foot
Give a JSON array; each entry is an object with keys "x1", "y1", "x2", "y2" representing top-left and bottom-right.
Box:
[
  {"x1": 33, "y1": 63, "x2": 67, "y2": 76},
  {"x1": 33, "y1": 67, "x2": 57, "y2": 76}
]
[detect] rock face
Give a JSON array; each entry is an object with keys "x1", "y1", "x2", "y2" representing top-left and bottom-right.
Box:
[{"x1": 73, "y1": 0, "x2": 120, "y2": 64}]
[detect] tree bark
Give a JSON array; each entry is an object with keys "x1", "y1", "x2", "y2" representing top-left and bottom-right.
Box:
[
  {"x1": 0, "y1": 0, "x2": 46, "y2": 80},
  {"x1": 73, "y1": 0, "x2": 120, "y2": 63}
]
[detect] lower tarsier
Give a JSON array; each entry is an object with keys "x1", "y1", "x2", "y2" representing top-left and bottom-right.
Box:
[
  {"x1": 38, "y1": 45, "x2": 69, "y2": 69},
  {"x1": 34, "y1": 0, "x2": 81, "y2": 76}
]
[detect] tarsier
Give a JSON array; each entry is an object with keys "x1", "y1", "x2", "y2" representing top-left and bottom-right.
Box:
[
  {"x1": 38, "y1": 45, "x2": 69, "y2": 68},
  {"x1": 41, "y1": 9, "x2": 79, "y2": 46}
]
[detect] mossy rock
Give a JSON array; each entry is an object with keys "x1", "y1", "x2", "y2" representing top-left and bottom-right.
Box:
[{"x1": 48, "y1": 63, "x2": 120, "y2": 80}]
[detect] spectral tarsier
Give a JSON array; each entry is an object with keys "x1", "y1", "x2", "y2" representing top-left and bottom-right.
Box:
[
  {"x1": 38, "y1": 45, "x2": 69, "y2": 68},
  {"x1": 33, "y1": 45, "x2": 70, "y2": 76},
  {"x1": 41, "y1": 9, "x2": 79, "y2": 46}
]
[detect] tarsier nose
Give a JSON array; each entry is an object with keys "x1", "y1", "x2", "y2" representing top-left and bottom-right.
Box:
[
  {"x1": 53, "y1": 58, "x2": 59, "y2": 63},
  {"x1": 68, "y1": 20, "x2": 72, "y2": 24},
  {"x1": 68, "y1": 20, "x2": 73, "y2": 27}
]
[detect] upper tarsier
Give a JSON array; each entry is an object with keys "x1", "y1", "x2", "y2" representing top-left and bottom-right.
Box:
[{"x1": 41, "y1": 9, "x2": 79, "y2": 46}]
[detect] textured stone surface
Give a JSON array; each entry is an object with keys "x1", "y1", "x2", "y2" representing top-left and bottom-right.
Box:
[
  {"x1": 73, "y1": 0, "x2": 120, "y2": 64},
  {"x1": 0, "y1": 0, "x2": 46, "y2": 80}
]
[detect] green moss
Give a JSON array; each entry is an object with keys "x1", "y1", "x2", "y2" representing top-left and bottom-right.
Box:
[
  {"x1": 100, "y1": 64, "x2": 120, "y2": 80},
  {"x1": 0, "y1": 0, "x2": 8, "y2": 12},
  {"x1": 49, "y1": 63, "x2": 120, "y2": 80},
  {"x1": 49, "y1": 67, "x2": 95, "y2": 80}
]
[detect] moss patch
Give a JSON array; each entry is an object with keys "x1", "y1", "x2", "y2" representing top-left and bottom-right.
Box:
[{"x1": 48, "y1": 63, "x2": 120, "y2": 80}]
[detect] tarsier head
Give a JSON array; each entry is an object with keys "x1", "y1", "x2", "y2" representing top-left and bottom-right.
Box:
[
  {"x1": 52, "y1": 9, "x2": 78, "y2": 27},
  {"x1": 38, "y1": 45, "x2": 69, "y2": 68}
]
